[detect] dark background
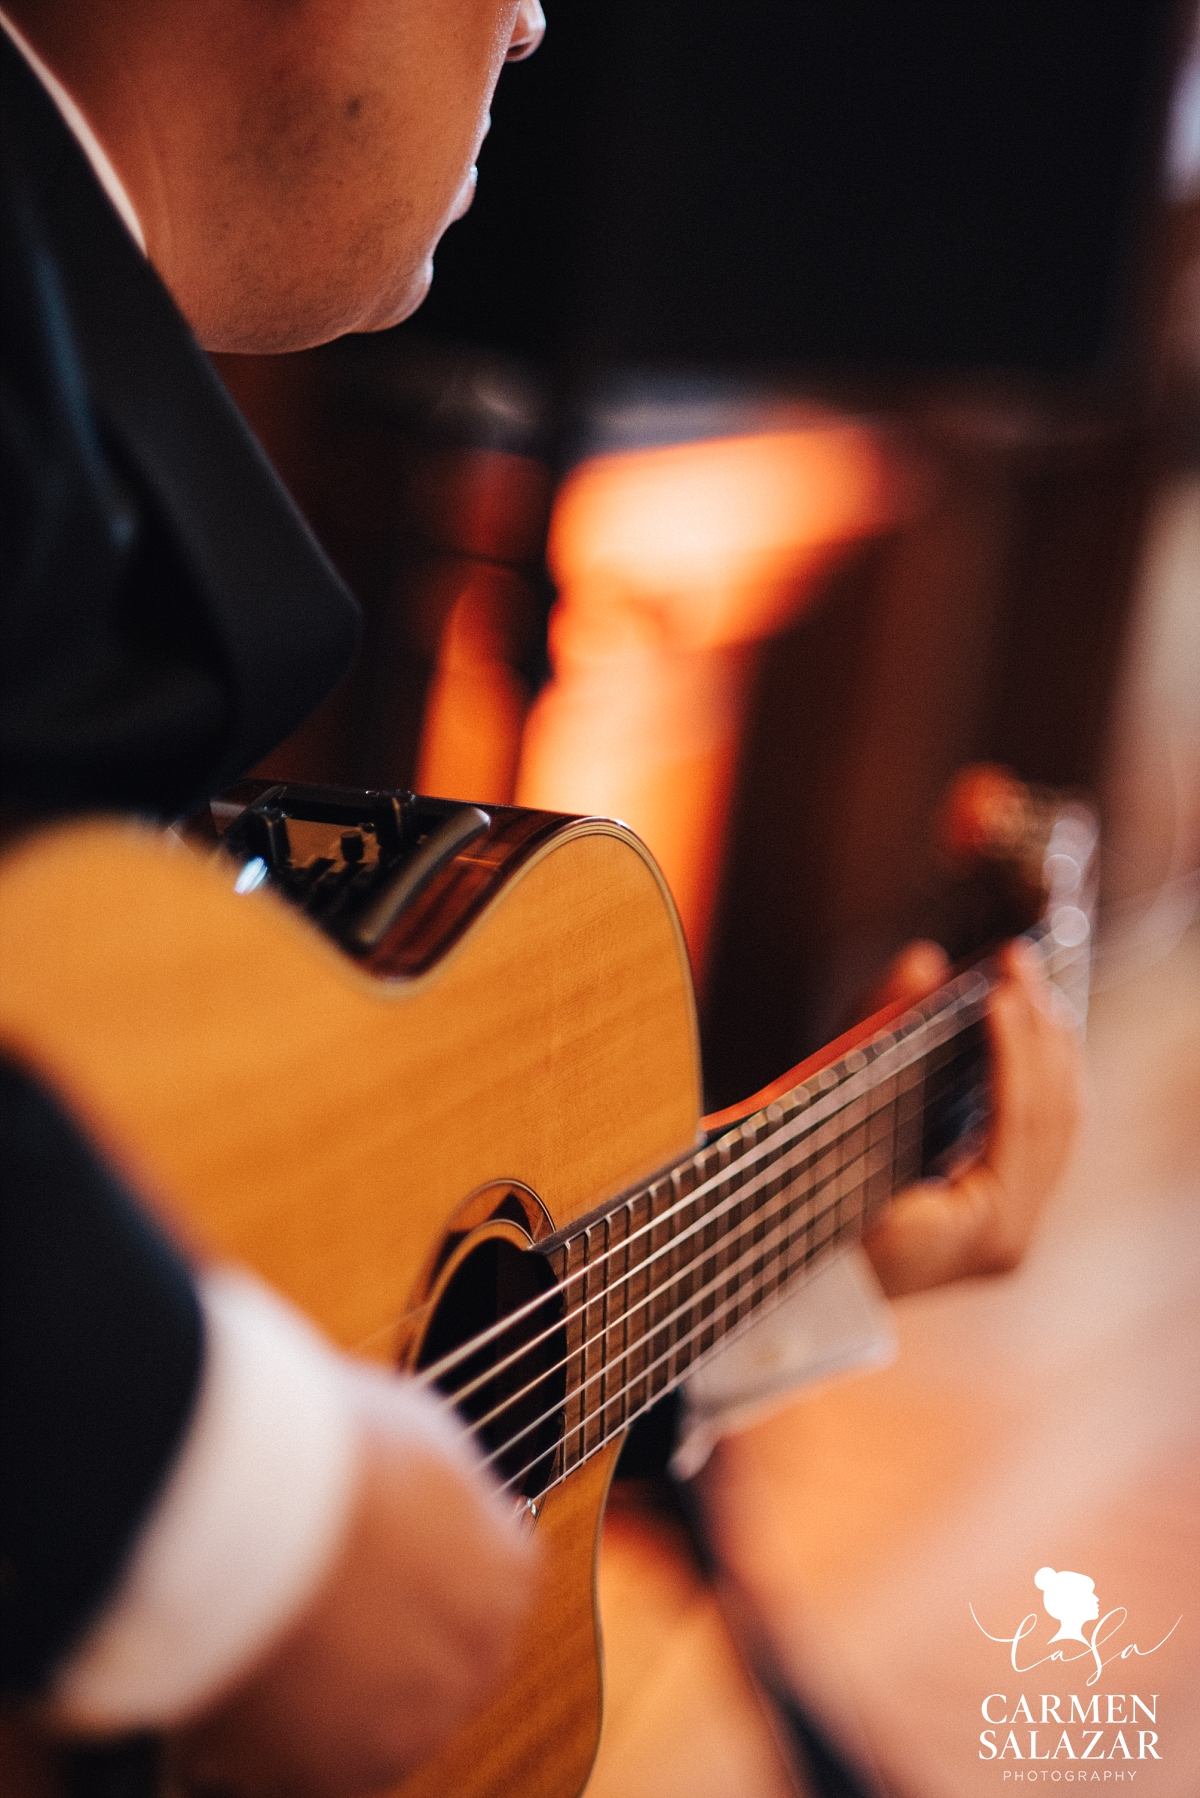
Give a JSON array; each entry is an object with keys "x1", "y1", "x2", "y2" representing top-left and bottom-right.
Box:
[{"x1": 415, "y1": 0, "x2": 1181, "y2": 380}]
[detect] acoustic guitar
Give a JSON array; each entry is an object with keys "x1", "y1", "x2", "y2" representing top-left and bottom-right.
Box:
[{"x1": 0, "y1": 773, "x2": 1093, "y2": 1798}]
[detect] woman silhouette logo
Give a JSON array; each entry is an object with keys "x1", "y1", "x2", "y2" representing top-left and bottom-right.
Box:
[{"x1": 1035, "y1": 1567, "x2": 1100, "y2": 1644}]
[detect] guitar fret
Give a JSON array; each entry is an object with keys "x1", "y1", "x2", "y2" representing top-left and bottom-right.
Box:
[
  {"x1": 692, "y1": 1180, "x2": 720, "y2": 1363},
  {"x1": 832, "y1": 1087, "x2": 870, "y2": 1244},
  {"x1": 660, "y1": 1167, "x2": 683, "y2": 1388},
  {"x1": 674, "y1": 1162, "x2": 699, "y2": 1381},
  {"x1": 692, "y1": 1137, "x2": 726, "y2": 1358},
  {"x1": 602, "y1": 1201, "x2": 631, "y2": 1439},
  {"x1": 668, "y1": 1161, "x2": 707, "y2": 1385},
  {"x1": 646, "y1": 1172, "x2": 678, "y2": 1405},
  {"x1": 698, "y1": 1121, "x2": 758, "y2": 1360},
  {"x1": 892, "y1": 1052, "x2": 927, "y2": 1192},
  {"x1": 770, "y1": 1110, "x2": 798, "y2": 1306},
  {"x1": 863, "y1": 1066, "x2": 899, "y2": 1227},
  {"x1": 558, "y1": 1231, "x2": 588, "y2": 1475},
  {"x1": 741, "y1": 1132, "x2": 771, "y2": 1330},
  {"x1": 623, "y1": 1184, "x2": 653, "y2": 1419},
  {"x1": 717, "y1": 1131, "x2": 748, "y2": 1345},
  {"x1": 581, "y1": 1217, "x2": 608, "y2": 1460}
]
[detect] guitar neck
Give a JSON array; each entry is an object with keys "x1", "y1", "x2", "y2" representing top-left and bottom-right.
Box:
[{"x1": 475, "y1": 914, "x2": 1086, "y2": 1496}]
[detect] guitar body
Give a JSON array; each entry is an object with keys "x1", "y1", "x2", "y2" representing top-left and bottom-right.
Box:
[{"x1": 0, "y1": 813, "x2": 703, "y2": 1798}]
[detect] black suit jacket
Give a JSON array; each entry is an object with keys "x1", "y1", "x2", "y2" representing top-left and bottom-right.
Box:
[
  {"x1": 0, "y1": 28, "x2": 359, "y2": 1695},
  {"x1": 0, "y1": 25, "x2": 359, "y2": 819}
]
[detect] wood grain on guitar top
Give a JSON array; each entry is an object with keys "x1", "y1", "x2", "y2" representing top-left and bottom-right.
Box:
[{"x1": 0, "y1": 813, "x2": 704, "y2": 1798}]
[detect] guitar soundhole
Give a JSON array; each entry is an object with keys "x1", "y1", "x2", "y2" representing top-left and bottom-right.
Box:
[{"x1": 417, "y1": 1238, "x2": 566, "y2": 1499}]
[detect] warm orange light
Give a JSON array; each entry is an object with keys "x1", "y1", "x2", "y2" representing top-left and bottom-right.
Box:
[
  {"x1": 547, "y1": 423, "x2": 912, "y2": 652},
  {"x1": 518, "y1": 422, "x2": 921, "y2": 980},
  {"x1": 517, "y1": 639, "x2": 755, "y2": 977},
  {"x1": 416, "y1": 568, "x2": 530, "y2": 805}
]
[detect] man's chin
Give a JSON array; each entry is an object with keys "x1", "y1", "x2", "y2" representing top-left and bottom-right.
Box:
[
  {"x1": 196, "y1": 258, "x2": 434, "y2": 354},
  {"x1": 357, "y1": 259, "x2": 435, "y2": 335}
]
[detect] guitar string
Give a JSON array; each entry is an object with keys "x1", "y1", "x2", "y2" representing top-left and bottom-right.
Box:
[
  {"x1": 415, "y1": 959, "x2": 997, "y2": 1397},
  {"x1": 482, "y1": 1182, "x2": 855, "y2": 1490},
  {"x1": 477, "y1": 1163, "x2": 874, "y2": 1485},
  {"x1": 443, "y1": 935, "x2": 1069, "y2": 1463},
  {"x1": 504, "y1": 1219, "x2": 885, "y2": 1497},
  {"x1": 457, "y1": 916, "x2": 1072, "y2": 1417},
  {"x1": 418, "y1": 922, "x2": 1067, "y2": 1456},
  {"x1": 428, "y1": 986, "x2": 989, "y2": 1437},
  {"x1": 469, "y1": 1082, "x2": 932, "y2": 1480},
  {"x1": 452, "y1": 1082, "x2": 919, "y2": 1451},
  {"x1": 494, "y1": 1187, "x2": 891, "y2": 1497},
  {"x1": 486, "y1": 926, "x2": 1082, "y2": 1489},
  {"x1": 431, "y1": 933, "x2": 1073, "y2": 1491},
  {"x1": 455, "y1": 916, "x2": 1083, "y2": 1426},
  {"x1": 496, "y1": 928, "x2": 1074, "y2": 1512},
  {"x1": 415, "y1": 959, "x2": 1002, "y2": 1400},
  {"x1": 497, "y1": 1239, "x2": 861, "y2": 1497},
  {"x1": 438, "y1": 1060, "x2": 916, "y2": 1419},
  {"x1": 424, "y1": 968, "x2": 993, "y2": 1414},
  {"x1": 431, "y1": 1024, "x2": 938, "y2": 1443}
]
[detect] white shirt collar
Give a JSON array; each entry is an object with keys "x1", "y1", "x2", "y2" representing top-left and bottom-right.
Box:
[{"x1": 0, "y1": 7, "x2": 147, "y2": 253}]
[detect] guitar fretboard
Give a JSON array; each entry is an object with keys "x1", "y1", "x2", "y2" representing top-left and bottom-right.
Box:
[
  {"x1": 540, "y1": 958, "x2": 990, "y2": 1484},
  {"x1": 422, "y1": 912, "x2": 1088, "y2": 1499}
]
